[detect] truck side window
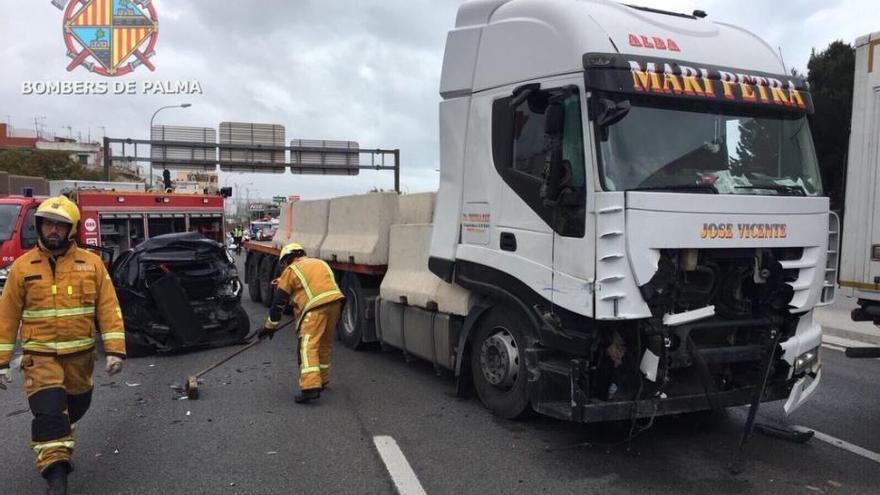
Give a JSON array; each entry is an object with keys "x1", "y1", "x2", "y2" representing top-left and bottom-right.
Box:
[
  {"x1": 492, "y1": 87, "x2": 586, "y2": 237},
  {"x1": 21, "y1": 208, "x2": 38, "y2": 249}
]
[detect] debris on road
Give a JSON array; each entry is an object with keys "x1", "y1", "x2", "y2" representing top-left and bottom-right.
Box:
[
  {"x1": 125, "y1": 382, "x2": 141, "y2": 387},
  {"x1": 5, "y1": 409, "x2": 29, "y2": 417}
]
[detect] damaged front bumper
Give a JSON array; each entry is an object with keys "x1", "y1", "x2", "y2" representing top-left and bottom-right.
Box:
[
  {"x1": 780, "y1": 310, "x2": 823, "y2": 415},
  {"x1": 528, "y1": 310, "x2": 823, "y2": 423}
]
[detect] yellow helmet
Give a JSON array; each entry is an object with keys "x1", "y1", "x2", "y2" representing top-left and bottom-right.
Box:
[
  {"x1": 279, "y1": 242, "x2": 305, "y2": 261},
  {"x1": 35, "y1": 195, "x2": 80, "y2": 240}
]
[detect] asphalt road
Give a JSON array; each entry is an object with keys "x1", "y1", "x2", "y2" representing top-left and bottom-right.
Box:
[{"x1": 2, "y1": 265, "x2": 879, "y2": 494}]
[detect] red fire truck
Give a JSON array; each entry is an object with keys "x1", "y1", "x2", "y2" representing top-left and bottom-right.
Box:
[
  {"x1": 1, "y1": 189, "x2": 225, "y2": 290},
  {"x1": 75, "y1": 190, "x2": 225, "y2": 258}
]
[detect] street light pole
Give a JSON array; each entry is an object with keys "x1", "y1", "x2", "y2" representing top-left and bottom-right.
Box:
[{"x1": 148, "y1": 103, "x2": 192, "y2": 190}]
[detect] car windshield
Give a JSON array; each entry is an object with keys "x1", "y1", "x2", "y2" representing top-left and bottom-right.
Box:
[
  {"x1": 596, "y1": 96, "x2": 823, "y2": 196},
  {"x1": 0, "y1": 204, "x2": 22, "y2": 241}
]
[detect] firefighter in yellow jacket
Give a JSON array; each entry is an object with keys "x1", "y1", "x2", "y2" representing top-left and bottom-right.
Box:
[
  {"x1": 259, "y1": 243, "x2": 343, "y2": 403},
  {"x1": 0, "y1": 195, "x2": 126, "y2": 494}
]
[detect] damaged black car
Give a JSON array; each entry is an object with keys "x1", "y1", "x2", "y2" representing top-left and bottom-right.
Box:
[{"x1": 110, "y1": 232, "x2": 250, "y2": 356}]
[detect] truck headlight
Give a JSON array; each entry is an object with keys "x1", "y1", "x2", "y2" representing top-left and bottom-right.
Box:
[
  {"x1": 0, "y1": 267, "x2": 8, "y2": 293},
  {"x1": 794, "y1": 346, "x2": 821, "y2": 375}
]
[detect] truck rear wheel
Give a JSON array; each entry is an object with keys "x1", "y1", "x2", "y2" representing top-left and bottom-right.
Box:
[
  {"x1": 339, "y1": 273, "x2": 365, "y2": 350},
  {"x1": 247, "y1": 254, "x2": 262, "y2": 303},
  {"x1": 258, "y1": 256, "x2": 276, "y2": 308},
  {"x1": 470, "y1": 307, "x2": 532, "y2": 419}
]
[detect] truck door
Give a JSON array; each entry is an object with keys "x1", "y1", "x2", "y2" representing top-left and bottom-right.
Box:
[
  {"x1": 20, "y1": 207, "x2": 38, "y2": 250},
  {"x1": 869, "y1": 88, "x2": 880, "y2": 284},
  {"x1": 491, "y1": 81, "x2": 593, "y2": 316},
  {"x1": 549, "y1": 86, "x2": 594, "y2": 316}
]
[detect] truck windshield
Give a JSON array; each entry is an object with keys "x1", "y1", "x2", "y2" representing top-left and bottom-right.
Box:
[
  {"x1": 0, "y1": 205, "x2": 22, "y2": 241},
  {"x1": 595, "y1": 97, "x2": 823, "y2": 196}
]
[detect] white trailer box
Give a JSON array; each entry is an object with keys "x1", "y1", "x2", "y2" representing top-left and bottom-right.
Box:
[{"x1": 840, "y1": 32, "x2": 880, "y2": 300}]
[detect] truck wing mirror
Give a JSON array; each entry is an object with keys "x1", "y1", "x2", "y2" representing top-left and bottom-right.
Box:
[
  {"x1": 595, "y1": 98, "x2": 631, "y2": 127},
  {"x1": 544, "y1": 101, "x2": 565, "y2": 136}
]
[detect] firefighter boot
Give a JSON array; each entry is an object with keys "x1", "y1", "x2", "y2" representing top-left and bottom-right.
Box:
[
  {"x1": 294, "y1": 388, "x2": 321, "y2": 403},
  {"x1": 44, "y1": 461, "x2": 70, "y2": 495}
]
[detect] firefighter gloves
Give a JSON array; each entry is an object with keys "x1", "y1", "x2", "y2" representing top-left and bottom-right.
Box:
[{"x1": 105, "y1": 356, "x2": 123, "y2": 376}]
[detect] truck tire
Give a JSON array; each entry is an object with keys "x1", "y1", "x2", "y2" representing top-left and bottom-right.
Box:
[
  {"x1": 258, "y1": 256, "x2": 276, "y2": 308},
  {"x1": 247, "y1": 254, "x2": 262, "y2": 303},
  {"x1": 470, "y1": 306, "x2": 532, "y2": 419},
  {"x1": 338, "y1": 273, "x2": 365, "y2": 350},
  {"x1": 124, "y1": 332, "x2": 156, "y2": 358}
]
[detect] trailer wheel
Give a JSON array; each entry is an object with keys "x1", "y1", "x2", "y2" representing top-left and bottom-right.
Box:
[
  {"x1": 258, "y1": 256, "x2": 276, "y2": 308},
  {"x1": 247, "y1": 254, "x2": 262, "y2": 303},
  {"x1": 338, "y1": 273, "x2": 365, "y2": 350},
  {"x1": 470, "y1": 307, "x2": 531, "y2": 419}
]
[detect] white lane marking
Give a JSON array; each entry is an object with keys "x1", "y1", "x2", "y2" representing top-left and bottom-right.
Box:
[
  {"x1": 821, "y1": 343, "x2": 846, "y2": 353},
  {"x1": 792, "y1": 425, "x2": 880, "y2": 464},
  {"x1": 822, "y1": 334, "x2": 879, "y2": 351},
  {"x1": 373, "y1": 436, "x2": 427, "y2": 495}
]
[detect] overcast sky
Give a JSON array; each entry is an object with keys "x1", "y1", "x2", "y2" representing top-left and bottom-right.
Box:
[{"x1": 1, "y1": 0, "x2": 876, "y2": 200}]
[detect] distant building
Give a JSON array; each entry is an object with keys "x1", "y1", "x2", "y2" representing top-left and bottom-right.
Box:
[
  {"x1": 1, "y1": 123, "x2": 104, "y2": 170},
  {"x1": 0, "y1": 123, "x2": 40, "y2": 150},
  {"x1": 167, "y1": 170, "x2": 219, "y2": 193},
  {"x1": 36, "y1": 140, "x2": 103, "y2": 170}
]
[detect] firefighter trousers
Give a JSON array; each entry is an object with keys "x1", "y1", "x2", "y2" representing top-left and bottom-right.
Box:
[
  {"x1": 297, "y1": 302, "x2": 341, "y2": 391},
  {"x1": 21, "y1": 351, "x2": 95, "y2": 475}
]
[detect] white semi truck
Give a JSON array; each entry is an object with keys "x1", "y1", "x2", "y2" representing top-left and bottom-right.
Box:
[
  {"x1": 839, "y1": 31, "x2": 880, "y2": 357},
  {"x1": 246, "y1": 0, "x2": 834, "y2": 423}
]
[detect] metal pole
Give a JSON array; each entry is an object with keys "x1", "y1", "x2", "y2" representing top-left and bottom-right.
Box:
[
  {"x1": 148, "y1": 103, "x2": 192, "y2": 190},
  {"x1": 393, "y1": 149, "x2": 400, "y2": 193},
  {"x1": 102, "y1": 136, "x2": 111, "y2": 181}
]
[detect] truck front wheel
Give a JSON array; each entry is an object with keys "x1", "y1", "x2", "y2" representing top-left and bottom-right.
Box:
[{"x1": 470, "y1": 307, "x2": 532, "y2": 419}]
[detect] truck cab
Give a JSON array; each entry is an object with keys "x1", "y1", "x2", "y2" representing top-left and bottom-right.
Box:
[
  {"x1": 428, "y1": 0, "x2": 835, "y2": 420},
  {"x1": 0, "y1": 195, "x2": 41, "y2": 291}
]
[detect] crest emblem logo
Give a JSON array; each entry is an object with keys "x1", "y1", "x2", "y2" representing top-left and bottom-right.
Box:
[{"x1": 54, "y1": 0, "x2": 159, "y2": 76}]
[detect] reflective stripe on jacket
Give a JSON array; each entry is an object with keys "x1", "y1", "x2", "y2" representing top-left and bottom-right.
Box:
[
  {"x1": 275, "y1": 256, "x2": 344, "y2": 329},
  {"x1": 0, "y1": 243, "x2": 126, "y2": 367}
]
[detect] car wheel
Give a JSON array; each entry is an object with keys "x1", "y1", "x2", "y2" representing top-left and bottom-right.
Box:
[
  {"x1": 258, "y1": 256, "x2": 276, "y2": 309},
  {"x1": 338, "y1": 273, "x2": 364, "y2": 350},
  {"x1": 124, "y1": 332, "x2": 156, "y2": 358},
  {"x1": 232, "y1": 306, "x2": 252, "y2": 342},
  {"x1": 247, "y1": 254, "x2": 262, "y2": 303},
  {"x1": 470, "y1": 306, "x2": 532, "y2": 419}
]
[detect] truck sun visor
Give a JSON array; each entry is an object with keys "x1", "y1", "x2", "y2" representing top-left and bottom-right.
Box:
[{"x1": 583, "y1": 53, "x2": 813, "y2": 114}]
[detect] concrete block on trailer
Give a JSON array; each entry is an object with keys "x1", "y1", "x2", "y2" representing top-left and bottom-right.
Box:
[
  {"x1": 380, "y1": 223, "x2": 473, "y2": 316},
  {"x1": 274, "y1": 199, "x2": 330, "y2": 256},
  {"x1": 320, "y1": 192, "x2": 398, "y2": 265},
  {"x1": 397, "y1": 192, "x2": 436, "y2": 225}
]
